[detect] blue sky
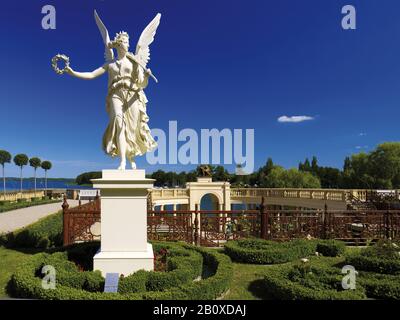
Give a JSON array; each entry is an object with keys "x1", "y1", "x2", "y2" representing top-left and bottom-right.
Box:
[{"x1": 1, "y1": 0, "x2": 400, "y2": 178}]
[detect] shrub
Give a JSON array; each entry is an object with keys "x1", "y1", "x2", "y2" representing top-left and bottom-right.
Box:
[
  {"x1": 224, "y1": 239, "x2": 317, "y2": 264},
  {"x1": 316, "y1": 240, "x2": 346, "y2": 257},
  {"x1": 263, "y1": 257, "x2": 366, "y2": 300},
  {"x1": 118, "y1": 270, "x2": 148, "y2": 294},
  {"x1": 358, "y1": 272, "x2": 400, "y2": 300},
  {"x1": 345, "y1": 240, "x2": 400, "y2": 275},
  {"x1": 9, "y1": 242, "x2": 233, "y2": 300},
  {"x1": 4, "y1": 211, "x2": 63, "y2": 249},
  {"x1": 0, "y1": 200, "x2": 11, "y2": 206},
  {"x1": 17, "y1": 198, "x2": 26, "y2": 203}
]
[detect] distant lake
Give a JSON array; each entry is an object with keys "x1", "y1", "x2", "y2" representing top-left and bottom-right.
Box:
[{"x1": 3, "y1": 179, "x2": 93, "y2": 191}]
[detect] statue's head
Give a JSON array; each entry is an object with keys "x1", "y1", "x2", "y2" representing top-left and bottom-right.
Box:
[{"x1": 110, "y1": 31, "x2": 130, "y2": 52}]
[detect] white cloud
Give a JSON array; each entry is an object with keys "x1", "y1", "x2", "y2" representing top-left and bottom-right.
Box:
[
  {"x1": 355, "y1": 145, "x2": 369, "y2": 150},
  {"x1": 358, "y1": 133, "x2": 367, "y2": 136},
  {"x1": 277, "y1": 115, "x2": 314, "y2": 123}
]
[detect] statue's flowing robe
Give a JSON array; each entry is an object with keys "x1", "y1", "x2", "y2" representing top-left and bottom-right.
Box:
[{"x1": 102, "y1": 53, "x2": 157, "y2": 159}]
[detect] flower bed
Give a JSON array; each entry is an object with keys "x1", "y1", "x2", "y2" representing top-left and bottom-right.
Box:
[{"x1": 9, "y1": 241, "x2": 233, "y2": 300}]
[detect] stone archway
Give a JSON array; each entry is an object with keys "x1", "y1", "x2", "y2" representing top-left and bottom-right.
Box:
[
  {"x1": 186, "y1": 177, "x2": 231, "y2": 210},
  {"x1": 200, "y1": 193, "x2": 220, "y2": 210}
]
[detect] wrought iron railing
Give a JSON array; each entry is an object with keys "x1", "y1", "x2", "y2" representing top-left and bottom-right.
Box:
[{"x1": 63, "y1": 196, "x2": 400, "y2": 247}]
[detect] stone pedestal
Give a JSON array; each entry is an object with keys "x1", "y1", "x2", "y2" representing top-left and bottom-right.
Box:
[{"x1": 91, "y1": 170, "x2": 154, "y2": 276}]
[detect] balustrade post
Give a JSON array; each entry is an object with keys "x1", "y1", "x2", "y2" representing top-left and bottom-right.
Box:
[
  {"x1": 62, "y1": 195, "x2": 70, "y2": 246},
  {"x1": 194, "y1": 204, "x2": 200, "y2": 246},
  {"x1": 385, "y1": 209, "x2": 390, "y2": 239},
  {"x1": 260, "y1": 197, "x2": 268, "y2": 239},
  {"x1": 322, "y1": 203, "x2": 328, "y2": 239}
]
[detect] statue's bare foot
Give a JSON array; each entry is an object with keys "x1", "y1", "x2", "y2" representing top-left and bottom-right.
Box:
[
  {"x1": 118, "y1": 161, "x2": 126, "y2": 170},
  {"x1": 131, "y1": 161, "x2": 137, "y2": 170}
]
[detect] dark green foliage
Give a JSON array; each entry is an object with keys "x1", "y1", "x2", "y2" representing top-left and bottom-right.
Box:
[
  {"x1": 0, "y1": 198, "x2": 59, "y2": 213},
  {"x1": 224, "y1": 239, "x2": 317, "y2": 264},
  {"x1": 29, "y1": 157, "x2": 41, "y2": 169},
  {"x1": 358, "y1": 272, "x2": 400, "y2": 300},
  {"x1": 316, "y1": 240, "x2": 346, "y2": 257},
  {"x1": 118, "y1": 271, "x2": 148, "y2": 294},
  {"x1": 263, "y1": 258, "x2": 367, "y2": 300},
  {"x1": 41, "y1": 161, "x2": 52, "y2": 171},
  {"x1": 119, "y1": 243, "x2": 203, "y2": 293},
  {"x1": 0, "y1": 150, "x2": 12, "y2": 166},
  {"x1": 1, "y1": 211, "x2": 63, "y2": 248},
  {"x1": 75, "y1": 171, "x2": 102, "y2": 185},
  {"x1": 345, "y1": 240, "x2": 400, "y2": 275},
  {"x1": 9, "y1": 242, "x2": 233, "y2": 300},
  {"x1": 13, "y1": 154, "x2": 28, "y2": 168}
]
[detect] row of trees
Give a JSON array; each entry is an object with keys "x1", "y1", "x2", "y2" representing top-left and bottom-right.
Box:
[
  {"x1": 75, "y1": 142, "x2": 400, "y2": 190},
  {"x1": 0, "y1": 150, "x2": 53, "y2": 200},
  {"x1": 298, "y1": 143, "x2": 400, "y2": 189},
  {"x1": 148, "y1": 142, "x2": 400, "y2": 189}
]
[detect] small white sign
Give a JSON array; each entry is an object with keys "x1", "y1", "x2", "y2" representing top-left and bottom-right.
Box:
[{"x1": 79, "y1": 189, "x2": 99, "y2": 199}]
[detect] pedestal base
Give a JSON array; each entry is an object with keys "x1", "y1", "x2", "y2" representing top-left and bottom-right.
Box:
[{"x1": 93, "y1": 243, "x2": 154, "y2": 277}]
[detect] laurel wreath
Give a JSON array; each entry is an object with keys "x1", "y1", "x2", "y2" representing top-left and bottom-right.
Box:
[{"x1": 52, "y1": 54, "x2": 70, "y2": 75}]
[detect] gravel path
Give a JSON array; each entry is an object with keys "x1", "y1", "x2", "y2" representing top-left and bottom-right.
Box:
[{"x1": 0, "y1": 200, "x2": 84, "y2": 234}]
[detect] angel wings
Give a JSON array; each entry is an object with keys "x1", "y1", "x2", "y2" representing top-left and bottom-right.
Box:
[{"x1": 94, "y1": 10, "x2": 161, "y2": 83}]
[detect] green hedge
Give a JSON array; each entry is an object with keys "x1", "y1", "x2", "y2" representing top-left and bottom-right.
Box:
[
  {"x1": 316, "y1": 240, "x2": 346, "y2": 257},
  {"x1": 224, "y1": 239, "x2": 317, "y2": 264},
  {"x1": 0, "y1": 211, "x2": 63, "y2": 249},
  {"x1": 9, "y1": 242, "x2": 233, "y2": 300},
  {"x1": 358, "y1": 272, "x2": 400, "y2": 300},
  {"x1": 263, "y1": 257, "x2": 366, "y2": 300},
  {"x1": 0, "y1": 199, "x2": 60, "y2": 213},
  {"x1": 345, "y1": 240, "x2": 400, "y2": 275},
  {"x1": 118, "y1": 243, "x2": 203, "y2": 293}
]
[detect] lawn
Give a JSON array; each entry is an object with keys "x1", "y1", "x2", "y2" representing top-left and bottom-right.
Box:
[
  {"x1": 223, "y1": 263, "x2": 275, "y2": 300},
  {"x1": 0, "y1": 243, "x2": 368, "y2": 300},
  {"x1": 0, "y1": 247, "x2": 35, "y2": 298}
]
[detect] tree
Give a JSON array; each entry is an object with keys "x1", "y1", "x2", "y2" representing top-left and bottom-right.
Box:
[
  {"x1": 265, "y1": 166, "x2": 321, "y2": 188},
  {"x1": 0, "y1": 150, "x2": 11, "y2": 200},
  {"x1": 13, "y1": 154, "x2": 29, "y2": 198},
  {"x1": 213, "y1": 165, "x2": 230, "y2": 182},
  {"x1": 368, "y1": 142, "x2": 400, "y2": 188},
  {"x1": 29, "y1": 157, "x2": 41, "y2": 196},
  {"x1": 311, "y1": 156, "x2": 318, "y2": 173},
  {"x1": 41, "y1": 161, "x2": 52, "y2": 192}
]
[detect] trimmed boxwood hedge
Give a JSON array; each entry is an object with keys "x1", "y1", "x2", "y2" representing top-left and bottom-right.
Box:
[
  {"x1": 358, "y1": 272, "x2": 400, "y2": 300},
  {"x1": 263, "y1": 257, "x2": 367, "y2": 300},
  {"x1": 9, "y1": 242, "x2": 233, "y2": 300},
  {"x1": 0, "y1": 199, "x2": 60, "y2": 213},
  {"x1": 224, "y1": 239, "x2": 346, "y2": 265},
  {"x1": 316, "y1": 240, "x2": 346, "y2": 257},
  {"x1": 0, "y1": 211, "x2": 63, "y2": 249},
  {"x1": 345, "y1": 241, "x2": 400, "y2": 275},
  {"x1": 118, "y1": 242, "x2": 203, "y2": 293},
  {"x1": 224, "y1": 239, "x2": 316, "y2": 264},
  {"x1": 344, "y1": 240, "x2": 400, "y2": 300}
]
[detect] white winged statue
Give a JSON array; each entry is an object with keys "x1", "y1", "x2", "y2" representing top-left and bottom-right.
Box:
[{"x1": 61, "y1": 10, "x2": 161, "y2": 170}]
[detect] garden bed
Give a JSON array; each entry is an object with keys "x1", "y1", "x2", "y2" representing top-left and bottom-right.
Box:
[
  {"x1": 224, "y1": 238, "x2": 345, "y2": 264},
  {"x1": 9, "y1": 241, "x2": 233, "y2": 300},
  {"x1": 0, "y1": 198, "x2": 61, "y2": 214}
]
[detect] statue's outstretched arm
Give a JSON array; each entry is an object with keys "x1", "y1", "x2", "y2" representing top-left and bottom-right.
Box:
[{"x1": 66, "y1": 64, "x2": 107, "y2": 80}]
